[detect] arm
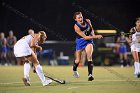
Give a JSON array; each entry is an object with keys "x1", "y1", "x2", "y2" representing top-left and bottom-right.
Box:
[
  {"x1": 129, "y1": 28, "x2": 133, "y2": 40},
  {"x1": 3, "y1": 38, "x2": 7, "y2": 46},
  {"x1": 74, "y1": 20, "x2": 102, "y2": 40},
  {"x1": 30, "y1": 34, "x2": 42, "y2": 51},
  {"x1": 74, "y1": 24, "x2": 95, "y2": 40},
  {"x1": 86, "y1": 19, "x2": 103, "y2": 38},
  {"x1": 125, "y1": 37, "x2": 131, "y2": 45},
  {"x1": 10, "y1": 36, "x2": 17, "y2": 48},
  {"x1": 13, "y1": 36, "x2": 17, "y2": 44},
  {"x1": 137, "y1": 38, "x2": 140, "y2": 43},
  {"x1": 6, "y1": 37, "x2": 10, "y2": 47},
  {"x1": 116, "y1": 37, "x2": 120, "y2": 43}
]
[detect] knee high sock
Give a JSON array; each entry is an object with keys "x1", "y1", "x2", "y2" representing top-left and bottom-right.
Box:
[
  {"x1": 73, "y1": 62, "x2": 79, "y2": 71},
  {"x1": 35, "y1": 65, "x2": 46, "y2": 83},
  {"x1": 24, "y1": 63, "x2": 31, "y2": 80},
  {"x1": 134, "y1": 62, "x2": 140, "y2": 74},
  {"x1": 88, "y1": 61, "x2": 93, "y2": 76}
]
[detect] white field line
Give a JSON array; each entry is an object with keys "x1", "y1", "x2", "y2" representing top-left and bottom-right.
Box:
[
  {"x1": 0, "y1": 80, "x2": 140, "y2": 85},
  {"x1": 0, "y1": 81, "x2": 40, "y2": 85},
  {"x1": 94, "y1": 80, "x2": 140, "y2": 81},
  {"x1": 67, "y1": 87, "x2": 78, "y2": 90}
]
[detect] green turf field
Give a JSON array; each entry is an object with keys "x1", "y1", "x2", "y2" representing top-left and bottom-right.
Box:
[{"x1": 0, "y1": 66, "x2": 140, "y2": 93}]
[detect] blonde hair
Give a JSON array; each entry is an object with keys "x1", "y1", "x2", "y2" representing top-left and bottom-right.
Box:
[{"x1": 39, "y1": 31, "x2": 47, "y2": 38}]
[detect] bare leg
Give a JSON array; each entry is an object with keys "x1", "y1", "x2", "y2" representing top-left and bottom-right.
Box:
[
  {"x1": 85, "y1": 44, "x2": 94, "y2": 81},
  {"x1": 72, "y1": 50, "x2": 82, "y2": 78}
]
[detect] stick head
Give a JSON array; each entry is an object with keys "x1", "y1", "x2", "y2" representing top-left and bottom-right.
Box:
[{"x1": 60, "y1": 80, "x2": 66, "y2": 84}]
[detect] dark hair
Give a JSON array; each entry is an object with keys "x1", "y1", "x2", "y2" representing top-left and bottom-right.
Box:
[
  {"x1": 136, "y1": 17, "x2": 140, "y2": 21},
  {"x1": 73, "y1": 12, "x2": 82, "y2": 19}
]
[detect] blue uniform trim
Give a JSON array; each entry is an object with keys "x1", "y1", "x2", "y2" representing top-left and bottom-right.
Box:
[{"x1": 75, "y1": 21, "x2": 88, "y2": 31}]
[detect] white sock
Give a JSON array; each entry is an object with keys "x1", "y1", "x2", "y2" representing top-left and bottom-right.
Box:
[
  {"x1": 24, "y1": 62, "x2": 31, "y2": 79},
  {"x1": 35, "y1": 65, "x2": 46, "y2": 84},
  {"x1": 134, "y1": 62, "x2": 139, "y2": 74}
]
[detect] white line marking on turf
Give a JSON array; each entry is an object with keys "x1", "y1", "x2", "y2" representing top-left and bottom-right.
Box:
[
  {"x1": 0, "y1": 81, "x2": 40, "y2": 85},
  {"x1": 0, "y1": 80, "x2": 140, "y2": 85},
  {"x1": 68, "y1": 87, "x2": 78, "y2": 90},
  {"x1": 95, "y1": 80, "x2": 140, "y2": 81}
]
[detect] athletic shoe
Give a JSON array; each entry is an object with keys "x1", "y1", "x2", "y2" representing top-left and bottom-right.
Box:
[
  {"x1": 22, "y1": 78, "x2": 31, "y2": 86},
  {"x1": 73, "y1": 71, "x2": 80, "y2": 78},
  {"x1": 134, "y1": 73, "x2": 140, "y2": 78},
  {"x1": 43, "y1": 79, "x2": 52, "y2": 86},
  {"x1": 88, "y1": 74, "x2": 94, "y2": 81},
  {"x1": 137, "y1": 73, "x2": 140, "y2": 78},
  {"x1": 121, "y1": 65, "x2": 124, "y2": 68}
]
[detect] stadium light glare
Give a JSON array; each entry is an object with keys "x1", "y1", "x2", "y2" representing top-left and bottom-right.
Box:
[{"x1": 96, "y1": 30, "x2": 117, "y2": 34}]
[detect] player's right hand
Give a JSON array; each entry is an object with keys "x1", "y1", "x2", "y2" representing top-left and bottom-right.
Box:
[{"x1": 96, "y1": 35, "x2": 103, "y2": 39}]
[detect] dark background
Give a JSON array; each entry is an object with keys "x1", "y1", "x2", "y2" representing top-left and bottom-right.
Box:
[{"x1": 0, "y1": 0, "x2": 139, "y2": 40}]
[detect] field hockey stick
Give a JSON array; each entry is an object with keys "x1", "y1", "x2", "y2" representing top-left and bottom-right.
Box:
[
  {"x1": 44, "y1": 72, "x2": 66, "y2": 84},
  {"x1": 103, "y1": 34, "x2": 118, "y2": 37},
  {"x1": 103, "y1": 32, "x2": 134, "y2": 37}
]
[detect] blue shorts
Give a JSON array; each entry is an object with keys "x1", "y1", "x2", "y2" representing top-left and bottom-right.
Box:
[
  {"x1": 7, "y1": 47, "x2": 14, "y2": 52},
  {"x1": 76, "y1": 38, "x2": 94, "y2": 50},
  {"x1": 0, "y1": 46, "x2": 7, "y2": 53},
  {"x1": 119, "y1": 46, "x2": 127, "y2": 54}
]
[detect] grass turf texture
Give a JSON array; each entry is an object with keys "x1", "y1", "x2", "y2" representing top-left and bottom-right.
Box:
[{"x1": 0, "y1": 66, "x2": 140, "y2": 93}]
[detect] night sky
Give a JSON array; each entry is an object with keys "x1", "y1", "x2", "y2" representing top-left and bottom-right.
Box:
[{"x1": 0, "y1": 0, "x2": 140, "y2": 40}]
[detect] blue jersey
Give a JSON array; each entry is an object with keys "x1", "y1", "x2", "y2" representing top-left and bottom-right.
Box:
[
  {"x1": 7, "y1": 37, "x2": 15, "y2": 46},
  {"x1": 118, "y1": 37, "x2": 127, "y2": 47},
  {"x1": 7, "y1": 37, "x2": 16, "y2": 52},
  {"x1": 118, "y1": 37, "x2": 127, "y2": 54},
  {"x1": 75, "y1": 20, "x2": 92, "y2": 39},
  {"x1": 75, "y1": 19, "x2": 94, "y2": 50}
]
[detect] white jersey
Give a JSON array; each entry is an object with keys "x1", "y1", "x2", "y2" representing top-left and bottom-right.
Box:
[
  {"x1": 14, "y1": 35, "x2": 34, "y2": 57},
  {"x1": 130, "y1": 27, "x2": 137, "y2": 51},
  {"x1": 22, "y1": 35, "x2": 34, "y2": 46},
  {"x1": 132, "y1": 32, "x2": 140, "y2": 52}
]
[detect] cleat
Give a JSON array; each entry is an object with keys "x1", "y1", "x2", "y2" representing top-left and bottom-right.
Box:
[
  {"x1": 22, "y1": 78, "x2": 31, "y2": 86},
  {"x1": 73, "y1": 71, "x2": 80, "y2": 78},
  {"x1": 43, "y1": 79, "x2": 52, "y2": 86},
  {"x1": 134, "y1": 73, "x2": 140, "y2": 78},
  {"x1": 121, "y1": 65, "x2": 124, "y2": 68},
  {"x1": 88, "y1": 74, "x2": 94, "y2": 81},
  {"x1": 137, "y1": 73, "x2": 140, "y2": 78}
]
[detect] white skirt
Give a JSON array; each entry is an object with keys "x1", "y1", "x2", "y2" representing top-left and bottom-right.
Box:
[
  {"x1": 131, "y1": 44, "x2": 140, "y2": 52},
  {"x1": 131, "y1": 44, "x2": 136, "y2": 52},
  {"x1": 14, "y1": 39, "x2": 32, "y2": 57},
  {"x1": 136, "y1": 48, "x2": 140, "y2": 52}
]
